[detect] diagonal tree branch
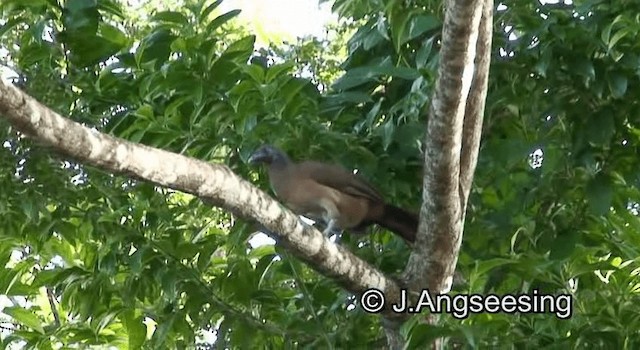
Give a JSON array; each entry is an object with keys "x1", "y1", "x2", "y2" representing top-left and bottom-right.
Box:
[{"x1": 0, "y1": 79, "x2": 407, "y2": 320}]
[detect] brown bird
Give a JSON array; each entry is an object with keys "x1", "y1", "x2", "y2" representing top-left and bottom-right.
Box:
[{"x1": 248, "y1": 145, "x2": 418, "y2": 243}]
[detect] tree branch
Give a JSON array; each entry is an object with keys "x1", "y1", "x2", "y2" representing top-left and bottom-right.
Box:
[
  {"x1": 406, "y1": 0, "x2": 488, "y2": 294},
  {"x1": 0, "y1": 79, "x2": 406, "y2": 320},
  {"x1": 460, "y1": 0, "x2": 493, "y2": 214},
  {"x1": 46, "y1": 287, "x2": 61, "y2": 328}
]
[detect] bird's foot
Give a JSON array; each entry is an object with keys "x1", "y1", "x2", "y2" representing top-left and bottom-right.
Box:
[
  {"x1": 321, "y1": 219, "x2": 335, "y2": 236},
  {"x1": 330, "y1": 232, "x2": 343, "y2": 243},
  {"x1": 321, "y1": 219, "x2": 343, "y2": 242}
]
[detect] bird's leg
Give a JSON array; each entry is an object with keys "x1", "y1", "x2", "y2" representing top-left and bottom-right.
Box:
[
  {"x1": 322, "y1": 219, "x2": 336, "y2": 237},
  {"x1": 321, "y1": 219, "x2": 345, "y2": 243}
]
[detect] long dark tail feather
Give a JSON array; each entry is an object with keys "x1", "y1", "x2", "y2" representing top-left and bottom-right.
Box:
[{"x1": 376, "y1": 205, "x2": 418, "y2": 243}]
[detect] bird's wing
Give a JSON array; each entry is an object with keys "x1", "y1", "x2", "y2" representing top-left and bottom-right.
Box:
[{"x1": 297, "y1": 161, "x2": 384, "y2": 203}]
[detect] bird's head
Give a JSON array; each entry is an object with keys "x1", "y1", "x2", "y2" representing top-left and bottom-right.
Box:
[{"x1": 248, "y1": 144, "x2": 289, "y2": 167}]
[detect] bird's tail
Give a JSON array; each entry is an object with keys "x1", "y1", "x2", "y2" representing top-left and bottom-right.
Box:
[{"x1": 376, "y1": 204, "x2": 418, "y2": 243}]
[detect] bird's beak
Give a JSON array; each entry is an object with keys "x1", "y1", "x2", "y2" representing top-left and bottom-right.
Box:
[{"x1": 248, "y1": 148, "x2": 269, "y2": 165}]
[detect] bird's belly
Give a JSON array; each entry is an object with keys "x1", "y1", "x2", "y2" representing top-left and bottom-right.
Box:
[
  {"x1": 291, "y1": 204, "x2": 324, "y2": 220},
  {"x1": 278, "y1": 179, "x2": 370, "y2": 230}
]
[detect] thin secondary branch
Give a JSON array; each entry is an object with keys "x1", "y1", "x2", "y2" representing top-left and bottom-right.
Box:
[
  {"x1": 46, "y1": 287, "x2": 61, "y2": 328},
  {"x1": 460, "y1": 0, "x2": 493, "y2": 214}
]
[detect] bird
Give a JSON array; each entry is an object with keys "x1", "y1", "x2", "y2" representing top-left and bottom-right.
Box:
[{"x1": 247, "y1": 144, "x2": 418, "y2": 243}]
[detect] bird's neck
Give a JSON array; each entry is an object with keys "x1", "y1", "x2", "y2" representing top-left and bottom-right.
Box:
[
  {"x1": 267, "y1": 154, "x2": 293, "y2": 196},
  {"x1": 268, "y1": 152, "x2": 291, "y2": 172}
]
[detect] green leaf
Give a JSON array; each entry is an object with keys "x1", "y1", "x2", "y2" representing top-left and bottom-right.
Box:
[
  {"x1": 362, "y1": 21, "x2": 385, "y2": 50},
  {"x1": 65, "y1": 0, "x2": 96, "y2": 12},
  {"x1": 0, "y1": 16, "x2": 26, "y2": 37},
  {"x1": 401, "y1": 15, "x2": 439, "y2": 45},
  {"x1": 152, "y1": 11, "x2": 189, "y2": 25},
  {"x1": 196, "y1": 241, "x2": 220, "y2": 271},
  {"x1": 534, "y1": 49, "x2": 552, "y2": 77},
  {"x1": 0, "y1": 269, "x2": 24, "y2": 295},
  {"x1": 382, "y1": 120, "x2": 394, "y2": 150},
  {"x1": 205, "y1": 9, "x2": 241, "y2": 34},
  {"x1": 18, "y1": 43, "x2": 51, "y2": 67},
  {"x1": 3, "y1": 307, "x2": 45, "y2": 334},
  {"x1": 200, "y1": 0, "x2": 224, "y2": 22},
  {"x1": 550, "y1": 230, "x2": 580, "y2": 260},
  {"x1": 389, "y1": 9, "x2": 410, "y2": 50},
  {"x1": 245, "y1": 64, "x2": 265, "y2": 83},
  {"x1": 2, "y1": 0, "x2": 46, "y2": 8},
  {"x1": 224, "y1": 35, "x2": 255, "y2": 54},
  {"x1": 249, "y1": 245, "x2": 276, "y2": 259},
  {"x1": 281, "y1": 78, "x2": 315, "y2": 109},
  {"x1": 97, "y1": 0, "x2": 125, "y2": 19},
  {"x1": 161, "y1": 269, "x2": 178, "y2": 301},
  {"x1": 607, "y1": 29, "x2": 629, "y2": 51},
  {"x1": 416, "y1": 36, "x2": 435, "y2": 69},
  {"x1": 572, "y1": 57, "x2": 596, "y2": 80},
  {"x1": 332, "y1": 58, "x2": 420, "y2": 90},
  {"x1": 324, "y1": 92, "x2": 373, "y2": 105},
  {"x1": 601, "y1": 22, "x2": 613, "y2": 45},
  {"x1": 138, "y1": 29, "x2": 175, "y2": 65},
  {"x1": 586, "y1": 174, "x2": 613, "y2": 216},
  {"x1": 586, "y1": 112, "x2": 615, "y2": 146},
  {"x1": 134, "y1": 104, "x2": 155, "y2": 121},
  {"x1": 99, "y1": 23, "x2": 128, "y2": 47},
  {"x1": 406, "y1": 324, "x2": 453, "y2": 348},
  {"x1": 607, "y1": 72, "x2": 627, "y2": 98},
  {"x1": 265, "y1": 62, "x2": 294, "y2": 83},
  {"x1": 63, "y1": 0, "x2": 99, "y2": 33},
  {"x1": 151, "y1": 315, "x2": 175, "y2": 346},
  {"x1": 355, "y1": 98, "x2": 382, "y2": 133},
  {"x1": 474, "y1": 258, "x2": 517, "y2": 276}
]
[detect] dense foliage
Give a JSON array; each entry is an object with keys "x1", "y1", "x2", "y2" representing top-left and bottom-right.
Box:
[{"x1": 0, "y1": 0, "x2": 639, "y2": 348}]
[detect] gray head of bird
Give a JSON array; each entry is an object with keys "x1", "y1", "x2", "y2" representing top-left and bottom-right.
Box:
[{"x1": 247, "y1": 144, "x2": 291, "y2": 168}]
